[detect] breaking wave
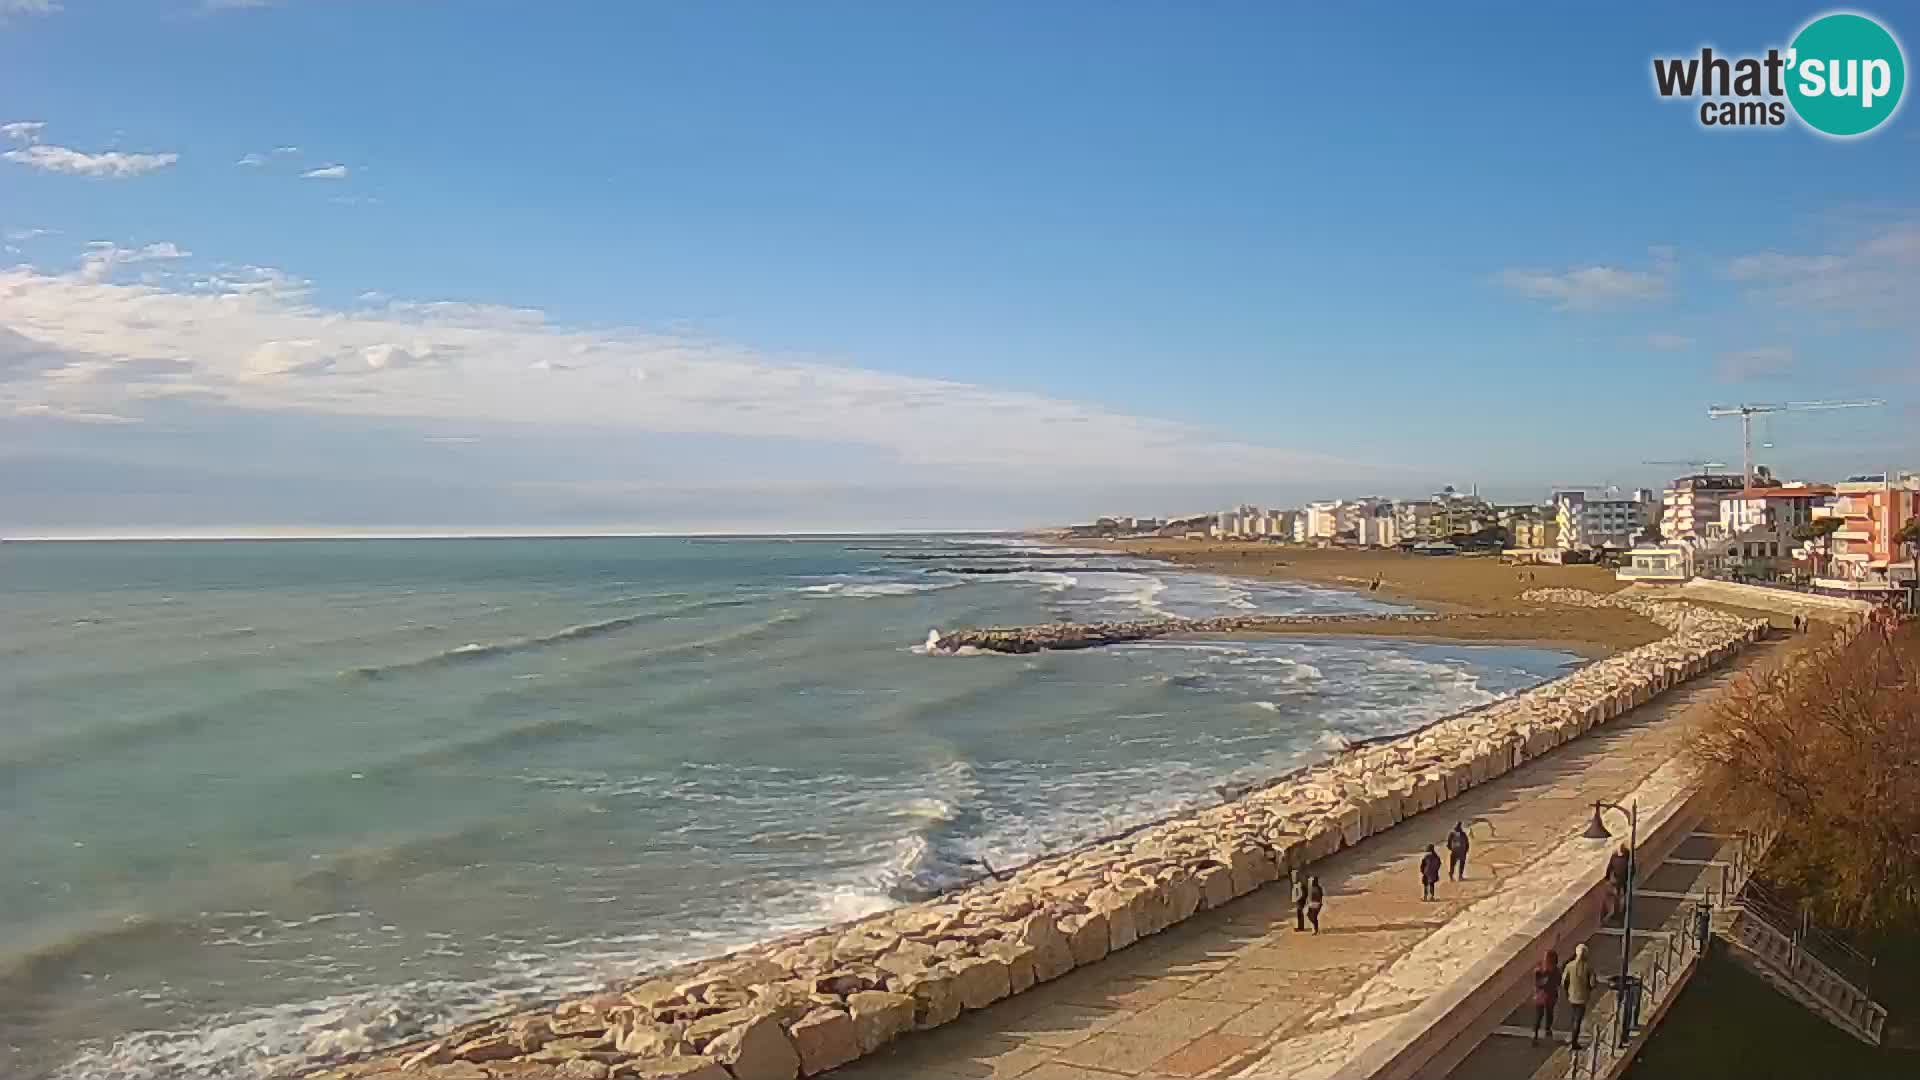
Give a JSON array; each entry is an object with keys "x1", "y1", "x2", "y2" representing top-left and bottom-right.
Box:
[{"x1": 344, "y1": 598, "x2": 755, "y2": 678}]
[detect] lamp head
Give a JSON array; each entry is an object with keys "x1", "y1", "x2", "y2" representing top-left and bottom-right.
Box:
[{"x1": 1582, "y1": 804, "x2": 1612, "y2": 840}]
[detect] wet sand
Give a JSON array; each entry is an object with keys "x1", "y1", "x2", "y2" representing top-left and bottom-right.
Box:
[{"x1": 1097, "y1": 540, "x2": 1668, "y2": 657}]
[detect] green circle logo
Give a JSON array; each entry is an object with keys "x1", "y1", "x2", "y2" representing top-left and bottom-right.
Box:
[{"x1": 1787, "y1": 12, "x2": 1906, "y2": 136}]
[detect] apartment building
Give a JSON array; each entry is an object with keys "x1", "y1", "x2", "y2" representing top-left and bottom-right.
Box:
[
  {"x1": 1355, "y1": 507, "x2": 1398, "y2": 548},
  {"x1": 1510, "y1": 515, "x2": 1560, "y2": 549},
  {"x1": 1394, "y1": 501, "x2": 1441, "y2": 543},
  {"x1": 1659, "y1": 473, "x2": 1746, "y2": 543},
  {"x1": 1712, "y1": 484, "x2": 1833, "y2": 537},
  {"x1": 1807, "y1": 473, "x2": 1920, "y2": 596},
  {"x1": 1556, "y1": 488, "x2": 1656, "y2": 551},
  {"x1": 1304, "y1": 501, "x2": 1342, "y2": 541},
  {"x1": 1431, "y1": 488, "x2": 1495, "y2": 537}
]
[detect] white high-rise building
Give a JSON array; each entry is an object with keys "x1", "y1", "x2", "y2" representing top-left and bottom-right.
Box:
[
  {"x1": 1556, "y1": 488, "x2": 1656, "y2": 550},
  {"x1": 1659, "y1": 473, "x2": 1746, "y2": 543}
]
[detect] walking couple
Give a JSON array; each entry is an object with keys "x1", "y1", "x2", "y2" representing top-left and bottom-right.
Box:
[
  {"x1": 1533, "y1": 943, "x2": 1597, "y2": 1049},
  {"x1": 1290, "y1": 871, "x2": 1323, "y2": 933}
]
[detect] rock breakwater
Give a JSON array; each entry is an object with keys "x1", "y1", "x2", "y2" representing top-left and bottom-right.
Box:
[
  {"x1": 305, "y1": 591, "x2": 1769, "y2": 1080},
  {"x1": 927, "y1": 611, "x2": 1450, "y2": 654}
]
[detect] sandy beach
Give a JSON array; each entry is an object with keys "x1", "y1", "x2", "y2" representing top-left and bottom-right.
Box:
[{"x1": 1096, "y1": 539, "x2": 1671, "y2": 656}]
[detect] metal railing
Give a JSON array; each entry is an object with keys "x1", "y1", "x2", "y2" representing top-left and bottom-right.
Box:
[
  {"x1": 1563, "y1": 826, "x2": 1779, "y2": 1079},
  {"x1": 1733, "y1": 879, "x2": 1877, "y2": 994},
  {"x1": 1721, "y1": 886, "x2": 1887, "y2": 1043},
  {"x1": 1564, "y1": 886, "x2": 1715, "y2": 1079}
]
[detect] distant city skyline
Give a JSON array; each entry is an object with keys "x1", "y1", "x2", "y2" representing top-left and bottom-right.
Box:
[{"x1": 2, "y1": 1, "x2": 1916, "y2": 534}]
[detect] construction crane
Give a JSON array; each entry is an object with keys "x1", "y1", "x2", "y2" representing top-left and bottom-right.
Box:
[
  {"x1": 1642, "y1": 459, "x2": 1728, "y2": 475},
  {"x1": 1706, "y1": 400, "x2": 1885, "y2": 493}
]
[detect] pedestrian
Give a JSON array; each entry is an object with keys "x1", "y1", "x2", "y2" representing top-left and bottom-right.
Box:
[
  {"x1": 1291, "y1": 870, "x2": 1308, "y2": 932},
  {"x1": 1420, "y1": 844, "x2": 1442, "y2": 901},
  {"x1": 1563, "y1": 943, "x2": 1595, "y2": 1049},
  {"x1": 1605, "y1": 843, "x2": 1630, "y2": 924},
  {"x1": 1446, "y1": 821, "x2": 1470, "y2": 881},
  {"x1": 1307, "y1": 876, "x2": 1324, "y2": 934},
  {"x1": 1531, "y1": 948, "x2": 1560, "y2": 1045}
]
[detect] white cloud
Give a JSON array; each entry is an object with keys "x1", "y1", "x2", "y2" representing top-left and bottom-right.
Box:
[
  {"x1": 1494, "y1": 264, "x2": 1668, "y2": 310},
  {"x1": 274, "y1": 145, "x2": 300, "y2": 155},
  {"x1": 1715, "y1": 346, "x2": 1795, "y2": 381},
  {"x1": 14, "y1": 403, "x2": 141, "y2": 424},
  {"x1": 0, "y1": 1, "x2": 62, "y2": 18},
  {"x1": 236, "y1": 152, "x2": 266, "y2": 167},
  {"x1": 1, "y1": 120, "x2": 46, "y2": 142},
  {"x1": 4, "y1": 226, "x2": 54, "y2": 242},
  {"x1": 1646, "y1": 332, "x2": 1694, "y2": 351},
  {"x1": 1726, "y1": 221, "x2": 1920, "y2": 326},
  {"x1": 301, "y1": 164, "x2": 349, "y2": 180},
  {"x1": 78, "y1": 241, "x2": 191, "y2": 282},
  {"x1": 3, "y1": 144, "x2": 178, "y2": 178},
  {"x1": 0, "y1": 264, "x2": 1367, "y2": 482}
]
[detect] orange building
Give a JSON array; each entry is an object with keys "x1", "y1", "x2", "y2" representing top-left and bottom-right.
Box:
[{"x1": 1806, "y1": 473, "x2": 1920, "y2": 597}]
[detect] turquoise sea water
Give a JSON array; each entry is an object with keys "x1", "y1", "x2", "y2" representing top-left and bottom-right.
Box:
[{"x1": 0, "y1": 536, "x2": 1577, "y2": 1079}]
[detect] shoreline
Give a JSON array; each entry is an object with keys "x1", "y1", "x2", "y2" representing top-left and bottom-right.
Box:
[
  {"x1": 309, "y1": 588, "x2": 1777, "y2": 1080},
  {"x1": 1091, "y1": 538, "x2": 1669, "y2": 656}
]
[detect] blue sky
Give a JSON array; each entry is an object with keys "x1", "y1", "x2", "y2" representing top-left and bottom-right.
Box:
[{"x1": 2, "y1": 1, "x2": 1916, "y2": 533}]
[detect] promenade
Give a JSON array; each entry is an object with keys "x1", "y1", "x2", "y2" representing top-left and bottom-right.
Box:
[{"x1": 826, "y1": 634, "x2": 1792, "y2": 1080}]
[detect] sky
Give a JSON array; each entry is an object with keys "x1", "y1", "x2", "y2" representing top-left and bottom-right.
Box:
[{"x1": 2, "y1": 1, "x2": 1917, "y2": 535}]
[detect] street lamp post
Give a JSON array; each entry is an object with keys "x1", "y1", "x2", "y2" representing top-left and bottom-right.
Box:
[{"x1": 1583, "y1": 799, "x2": 1640, "y2": 1048}]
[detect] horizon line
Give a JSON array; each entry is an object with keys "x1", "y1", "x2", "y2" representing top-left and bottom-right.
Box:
[{"x1": 0, "y1": 527, "x2": 1033, "y2": 543}]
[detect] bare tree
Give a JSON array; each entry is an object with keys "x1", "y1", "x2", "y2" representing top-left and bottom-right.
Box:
[{"x1": 1688, "y1": 624, "x2": 1920, "y2": 931}]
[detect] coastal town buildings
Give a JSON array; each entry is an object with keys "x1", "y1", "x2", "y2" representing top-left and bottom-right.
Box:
[
  {"x1": 1806, "y1": 473, "x2": 1920, "y2": 597},
  {"x1": 1431, "y1": 487, "x2": 1496, "y2": 537},
  {"x1": 1356, "y1": 506, "x2": 1397, "y2": 547},
  {"x1": 1305, "y1": 501, "x2": 1341, "y2": 541},
  {"x1": 1509, "y1": 513, "x2": 1560, "y2": 549},
  {"x1": 1555, "y1": 488, "x2": 1656, "y2": 551},
  {"x1": 1617, "y1": 542, "x2": 1695, "y2": 582},
  {"x1": 1659, "y1": 472, "x2": 1747, "y2": 543},
  {"x1": 1393, "y1": 501, "x2": 1441, "y2": 543},
  {"x1": 1068, "y1": 466, "x2": 1912, "y2": 599},
  {"x1": 1713, "y1": 484, "x2": 1832, "y2": 536}
]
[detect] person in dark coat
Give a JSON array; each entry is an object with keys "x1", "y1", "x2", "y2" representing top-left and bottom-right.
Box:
[
  {"x1": 1420, "y1": 845, "x2": 1442, "y2": 900},
  {"x1": 1605, "y1": 843, "x2": 1631, "y2": 923},
  {"x1": 1531, "y1": 948, "x2": 1561, "y2": 1044},
  {"x1": 1306, "y1": 877, "x2": 1324, "y2": 933},
  {"x1": 1446, "y1": 821, "x2": 1470, "y2": 880},
  {"x1": 1291, "y1": 870, "x2": 1308, "y2": 931}
]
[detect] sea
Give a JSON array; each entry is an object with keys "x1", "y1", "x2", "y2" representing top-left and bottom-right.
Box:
[{"x1": 0, "y1": 535, "x2": 1580, "y2": 1079}]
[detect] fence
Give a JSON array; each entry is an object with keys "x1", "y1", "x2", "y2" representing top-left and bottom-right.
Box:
[
  {"x1": 1564, "y1": 825, "x2": 1885, "y2": 1077},
  {"x1": 1564, "y1": 880, "x2": 1715, "y2": 1079}
]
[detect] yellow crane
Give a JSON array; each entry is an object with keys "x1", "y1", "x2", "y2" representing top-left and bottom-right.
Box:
[{"x1": 1705, "y1": 400, "x2": 1884, "y2": 493}]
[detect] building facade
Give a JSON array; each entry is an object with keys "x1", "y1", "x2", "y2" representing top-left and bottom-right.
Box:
[
  {"x1": 1556, "y1": 488, "x2": 1656, "y2": 551},
  {"x1": 1711, "y1": 484, "x2": 1833, "y2": 537},
  {"x1": 1394, "y1": 501, "x2": 1440, "y2": 543},
  {"x1": 1807, "y1": 473, "x2": 1920, "y2": 596},
  {"x1": 1659, "y1": 473, "x2": 1746, "y2": 543}
]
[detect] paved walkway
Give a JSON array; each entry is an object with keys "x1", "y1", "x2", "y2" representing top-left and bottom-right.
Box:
[
  {"x1": 827, "y1": 636, "x2": 1795, "y2": 1080},
  {"x1": 1445, "y1": 823, "x2": 1744, "y2": 1080}
]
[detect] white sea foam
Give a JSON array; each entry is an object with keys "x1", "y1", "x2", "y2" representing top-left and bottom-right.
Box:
[{"x1": 798, "y1": 581, "x2": 956, "y2": 598}]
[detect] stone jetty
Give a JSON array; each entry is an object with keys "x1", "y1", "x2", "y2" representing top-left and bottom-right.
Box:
[
  {"x1": 927, "y1": 610, "x2": 1449, "y2": 654},
  {"x1": 304, "y1": 590, "x2": 1771, "y2": 1080}
]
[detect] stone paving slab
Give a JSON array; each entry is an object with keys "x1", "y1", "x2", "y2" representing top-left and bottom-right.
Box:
[{"x1": 826, "y1": 642, "x2": 1787, "y2": 1080}]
